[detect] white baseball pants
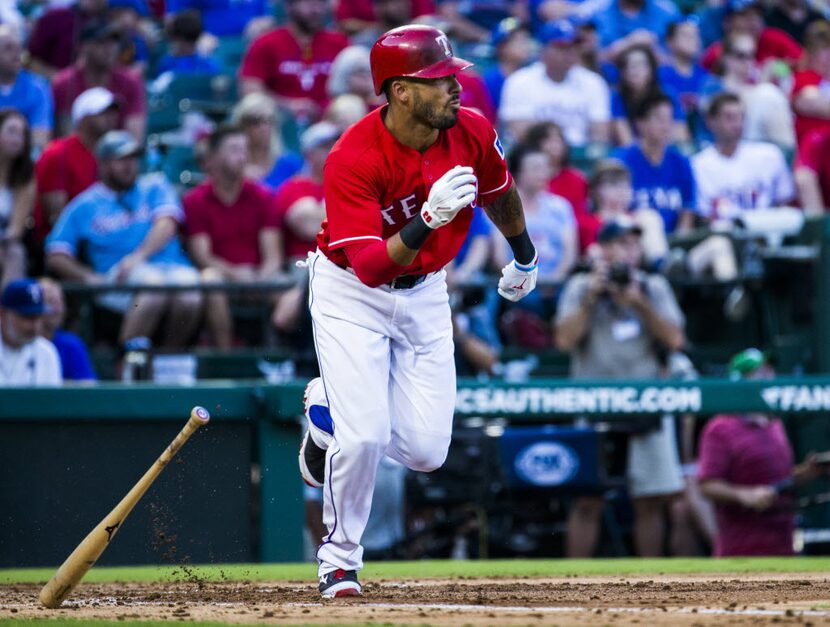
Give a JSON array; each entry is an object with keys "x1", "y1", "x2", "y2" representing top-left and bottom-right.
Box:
[{"x1": 307, "y1": 250, "x2": 456, "y2": 576}]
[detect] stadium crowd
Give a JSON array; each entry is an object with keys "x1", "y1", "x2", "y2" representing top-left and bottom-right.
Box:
[{"x1": 0, "y1": 0, "x2": 829, "y2": 558}]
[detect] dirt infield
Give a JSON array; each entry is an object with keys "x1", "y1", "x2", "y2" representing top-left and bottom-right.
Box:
[{"x1": 3, "y1": 573, "x2": 830, "y2": 625}]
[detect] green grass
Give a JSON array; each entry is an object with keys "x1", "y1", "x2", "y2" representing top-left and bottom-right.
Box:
[{"x1": 3, "y1": 556, "x2": 830, "y2": 585}]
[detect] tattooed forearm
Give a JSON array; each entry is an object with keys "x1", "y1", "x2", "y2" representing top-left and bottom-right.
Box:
[{"x1": 483, "y1": 183, "x2": 525, "y2": 237}]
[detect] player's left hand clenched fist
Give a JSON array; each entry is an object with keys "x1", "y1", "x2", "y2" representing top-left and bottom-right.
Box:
[
  {"x1": 498, "y1": 255, "x2": 539, "y2": 302},
  {"x1": 421, "y1": 165, "x2": 478, "y2": 229}
]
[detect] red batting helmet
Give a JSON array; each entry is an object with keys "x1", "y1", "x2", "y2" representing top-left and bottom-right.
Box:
[{"x1": 370, "y1": 25, "x2": 473, "y2": 96}]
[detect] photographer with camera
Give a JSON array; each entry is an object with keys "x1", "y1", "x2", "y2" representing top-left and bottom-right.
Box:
[{"x1": 555, "y1": 218, "x2": 686, "y2": 557}]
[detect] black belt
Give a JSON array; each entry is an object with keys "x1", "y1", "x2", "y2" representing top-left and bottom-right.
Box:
[
  {"x1": 387, "y1": 273, "x2": 431, "y2": 290},
  {"x1": 333, "y1": 259, "x2": 432, "y2": 290}
]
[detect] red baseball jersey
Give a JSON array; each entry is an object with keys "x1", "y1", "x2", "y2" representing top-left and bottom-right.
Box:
[
  {"x1": 318, "y1": 105, "x2": 512, "y2": 276},
  {"x1": 792, "y1": 69, "x2": 830, "y2": 145},
  {"x1": 239, "y1": 27, "x2": 349, "y2": 106}
]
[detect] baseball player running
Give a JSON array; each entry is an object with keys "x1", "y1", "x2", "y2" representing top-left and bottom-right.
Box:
[{"x1": 299, "y1": 24, "x2": 538, "y2": 597}]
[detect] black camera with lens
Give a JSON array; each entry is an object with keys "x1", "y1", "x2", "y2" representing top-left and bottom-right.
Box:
[{"x1": 608, "y1": 262, "x2": 631, "y2": 287}]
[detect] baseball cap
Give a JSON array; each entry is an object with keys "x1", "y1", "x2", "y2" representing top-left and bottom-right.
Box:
[
  {"x1": 80, "y1": 19, "x2": 120, "y2": 42},
  {"x1": 726, "y1": 0, "x2": 760, "y2": 15},
  {"x1": 539, "y1": 19, "x2": 578, "y2": 46},
  {"x1": 96, "y1": 130, "x2": 144, "y2": 160},
  {"x1": 1, "y1": 279, "x2": 49, "y2": 316},
  {"x1": 491, "y1": 17, "x2": 526, "y2": 48},
  {"x1": 71, "y1": 87, "x2": 117, "y2": 125},
  {"x1": 597, "y1": 217, "x2": 641, "y2": 243},
  {"x1": 300, "y1": 121, "x2": 341, "y2": 153},
  {"x1": 728, "y1": 347, "x2": 767, "y2": 379}
]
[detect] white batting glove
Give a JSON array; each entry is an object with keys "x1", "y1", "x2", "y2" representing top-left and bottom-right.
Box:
[
  {"x1": 421, "y1": 166, "x2": 478, "y2": 229},
  {"x1": 497, "y1": 255, "x2": 539, "y2": 302}
]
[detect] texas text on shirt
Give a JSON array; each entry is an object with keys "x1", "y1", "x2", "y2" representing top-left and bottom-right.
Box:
[
  {"x1": 692, "y1": 141, "x2": 795, "y2": 220},
  {"x1": 318, "y1": 106, "x2": 512, "y2": 274}
]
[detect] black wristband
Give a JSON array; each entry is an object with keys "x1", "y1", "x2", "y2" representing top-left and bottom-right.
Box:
[
  {"x1": 399, "y1": 213, "x2": 432, "y2": 250},
  {"x1": 506, "y1": 228, "x2": 536, "y2": 265}
]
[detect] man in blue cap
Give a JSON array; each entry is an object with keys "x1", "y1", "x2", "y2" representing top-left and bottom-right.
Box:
[
  {"x1": 500, "y1": 19, "x2": 610, "y2": 147},
  {"x1": 0, "y1": 278, "x2": 62, "y2": 385}
]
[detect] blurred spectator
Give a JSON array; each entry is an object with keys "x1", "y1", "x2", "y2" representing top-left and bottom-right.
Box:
[
  {"x1": 184, "y1": 125, "x2": 283, "y2": 350},
  {"x1": 230, "y1": 92, "x2": 303, "y2": 191},
  {"x1": 165, "y1": 0, "x2": 272, "y2": 38},
  {"x1": 155, "y1": 10, "x2": 220, "y2": 76},
  {"x1": 500, "y1": 20, "x2": 610, "y2": 147},
  {"x1": 613, "y1": 94, "x2": 696, "y2": 242},
  {"x1": 524, "y1": 121, "x2": 588, "y2": 215},
  {"x1": 457, "y1": 70, "x2": 498, "y2": 125},
  {"x1": 701, "y1": 0, "x2": 802, "y2": 76},
  {"x1": 700, "y1": 32, "x2": 795, "y2": 149},
  {"x1": 482, "y1": 18, "x2": 534, "y2": 112},
  {"x1": 595, "y1": 0, "x2": 680, "y2": 62},
  {"x1": 658, "y1": 19, "x2": 710, "y2": 120},
  {"x1": 791, "y1": 20, "x2": 830, "y2": 146},
  {"x1": 28, "y1": 0, "x2": 109, "y2": 80},
  {"x1": 271, "y1": 121, "x2": 340, "y2": 335},
  {"x1": 38, "y1": 277, "x2": 96, "y2": 382},
  {"x1": 108, "y1": 0, "x2": 152, "y2": 76},
  {"x1": 794, "y1": 126, "x2": 830, "y2": 216},
  {"x1": 239, "y1": 0, "x2": 350, "y2": 125},
  {"x1": 437, "y1": 0, "x2": 519, "y2": 42},
  {"x1": 345, "y1": 0, "x2": 436, "y2": 47},
  {"x1": 765, "y1": 0, "x2": 825, "y2": 43},
  {"x1": 555, "y1": 220, "x2": 685, "y2": 557},
  {"x1": 0, "y1": 109, "x2": 34, "y2": 288},
  {"x1": 34, "y1": 87, "x2": 117, "y2": 243},
  {"x1": 51, "y1": 20, "x2": 147, "y2": 140},
  {"x1": 610, "y1": 44, "x2": 688, "y2": 147},
  {"x1": 274, "y1": 121, "x2": 338, "y2": 263},
  {"x1": 0, "y1": 278, "x2": 62, "y2": 385},
  {"x1": 323, "y1": 93, "x2": 369, "y2": 129},
  {"x1": 45, "y1": 131, "x2": 201, "y2": 348},
  {"x1": 0, "y1": 26, "x2": 54, "y2": 151},
  {"x1": 580, "y1": 158, "x2": 669, "y2": 264},
  {"x1": 326, "y1": 45, "x2": 384, "y2": 110},
  {"x1": 496, "y1": 143, "x2": 577, "y2": 289},
  {"x1": 692, "y1": 93, "x2": 794, "y2": 220},
  {"x1": 698, "y1": 348, "x2": 826, "y2": 556}
]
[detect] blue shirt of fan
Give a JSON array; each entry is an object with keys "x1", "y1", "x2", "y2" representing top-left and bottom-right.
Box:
[
  {"x1": 658, "y1": 63, "x2": 710, "y2": 115},
  {"x1": 455, "y1": 206, "x2": 492, "y2": 266},
  {"x1": 156, "y1": 54, "x2": 221, "y2": 76},
  {"x1": 53, "y1": 329, "x2": 96, "y2": 381},
  {"x1": 46, "y1": 175, "x2": 192, "y2": 274},
  {"x1": 0, "y1": 69, "x2": 53, "y2": 131},
  {"x1": 596, "y1": 0, "x2": 680, "y2": 48},
  {"x1": 165, "y1": 0, "x2": 269, "y2": 36},
  {"x1": 612, "y1": 143, "x2": 696, "y2": 233}
]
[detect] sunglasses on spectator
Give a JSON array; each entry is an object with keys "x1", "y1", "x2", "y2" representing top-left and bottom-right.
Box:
[{"x1": 728, "y1": 49, "x2": 755, "y2": 60}]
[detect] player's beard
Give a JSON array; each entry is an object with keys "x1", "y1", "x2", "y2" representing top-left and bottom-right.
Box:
[{"x1": 412, "y1": 91, "x2": 458, "y2": 130}]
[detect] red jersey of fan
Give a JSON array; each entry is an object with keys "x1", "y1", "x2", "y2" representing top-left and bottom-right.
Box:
[
  {"x1": 319, "y1": 105, "x2": 512, "y2": 276},
  {"x1": 33, "y1": 133, "x2": 97, "y2": 241},
  {"x1": 791, "y1": 69, "x2": 830, "y2": 144},
  {"x1": 701, "y1": 27, "x2": 802, "y2": 74},
  {"x1": 274, "y1": 175, "x2": 324, "y2": 259},
  {"x1": 183, "y1": 179, "x2": 281, "y2": 266},
  {"x1": 240, "y1": 27, "x2": 349, "y2": 107},
  {"x1": 334, "y1": 0, "x2": 435, "y2": 22},
  {"x1": 795, "y1": 127, "x2": 830, "y2": 209}
]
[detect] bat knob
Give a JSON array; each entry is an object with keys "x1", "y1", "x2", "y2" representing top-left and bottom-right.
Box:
[{"x1": 191, "y1": 406, "x2": 210, "y2": 423}]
